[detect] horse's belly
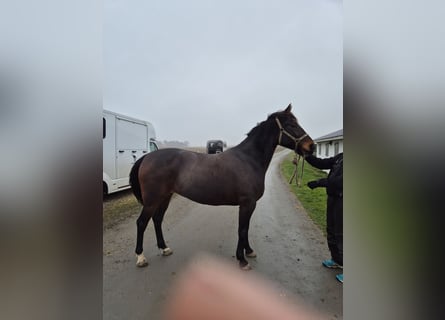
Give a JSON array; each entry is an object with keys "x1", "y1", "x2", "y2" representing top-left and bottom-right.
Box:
[
  {"x1": 174, "y1": 167, "x2": 263, "y2": 206},
  {"x1": 177, "y1": 185, "x2": 239, "y2": 206},
  {"x1": 175, "y1": 182, "x2": 264, "y2": 206}
]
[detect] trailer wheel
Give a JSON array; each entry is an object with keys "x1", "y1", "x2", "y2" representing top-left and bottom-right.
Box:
[{"x1": 103, "y1": 182, "x2": 108, "y2": 195}]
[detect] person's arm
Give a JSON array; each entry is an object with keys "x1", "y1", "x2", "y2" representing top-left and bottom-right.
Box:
[
  {"x1": 307, "y1": 178, "x2": 328, "y2": 189},
  {"x1": 304, "y1": 154, "x2": 335, "y2": 170}
]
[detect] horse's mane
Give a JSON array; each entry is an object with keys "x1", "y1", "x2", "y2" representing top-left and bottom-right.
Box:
[
  {"x1": 247, "y1": 120, "x2": 267, "y2": 137},
  {"x1": 246, "y1": 111, "x2": 284, "y2": 138}
]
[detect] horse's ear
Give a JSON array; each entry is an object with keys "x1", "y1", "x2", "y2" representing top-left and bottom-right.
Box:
[{"x1": 285, "y1": 103, "x2": 292, "y2": 113}]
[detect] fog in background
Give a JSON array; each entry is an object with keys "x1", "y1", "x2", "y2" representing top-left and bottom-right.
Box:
[{"x1": 104, "y1": 0, "x2": 342, "y2": 146}]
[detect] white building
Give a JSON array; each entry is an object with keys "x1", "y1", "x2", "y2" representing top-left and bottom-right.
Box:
[{"x1": 314, "y1": 129, "x2": 343, "y2": 158}]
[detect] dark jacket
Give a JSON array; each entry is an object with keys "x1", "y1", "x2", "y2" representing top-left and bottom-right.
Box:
[{"x1": 305, "y1": 153, "x2": 343, "y2": 197}]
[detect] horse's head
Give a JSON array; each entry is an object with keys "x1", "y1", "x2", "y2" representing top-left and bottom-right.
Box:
[{"x1": 270, "y1": 104, "x2": 315, "y2": 156}]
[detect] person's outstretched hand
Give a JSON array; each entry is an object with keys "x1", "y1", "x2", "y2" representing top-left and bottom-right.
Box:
[{"x1": 307, "y1": 180, "x2": 319, "y2": 189}]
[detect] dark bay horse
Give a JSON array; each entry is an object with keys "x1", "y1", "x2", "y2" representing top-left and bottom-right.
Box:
[{"x1": 129, "y1": 104, "x2": 314, "y2": 269}]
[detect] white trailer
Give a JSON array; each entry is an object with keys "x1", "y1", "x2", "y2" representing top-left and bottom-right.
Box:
[{"x1": 103, "y1": 109, "x2": 158, "y2": 195}]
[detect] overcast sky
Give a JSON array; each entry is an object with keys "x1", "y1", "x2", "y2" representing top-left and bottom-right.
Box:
[{"x1": 104, "y1": 0, "x2": 342, "y2": 146}]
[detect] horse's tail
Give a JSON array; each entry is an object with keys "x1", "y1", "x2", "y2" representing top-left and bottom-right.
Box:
[{"x1": 129, "y1": 155, "x2": 145, "y2": 205}]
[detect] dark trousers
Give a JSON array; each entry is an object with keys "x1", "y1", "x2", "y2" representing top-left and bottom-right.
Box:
[{"x1": 326, "y1": 195, "x2": 343, "y2": 265}]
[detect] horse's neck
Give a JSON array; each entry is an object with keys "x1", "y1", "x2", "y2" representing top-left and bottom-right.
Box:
[{"x1": 235, "y1": 129, "x2": 278, "y2": 172}]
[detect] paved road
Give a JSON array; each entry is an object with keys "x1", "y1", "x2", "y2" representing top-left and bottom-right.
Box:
[{"x1": 103, "y1": 150, "x2": 342, "y2": 319}]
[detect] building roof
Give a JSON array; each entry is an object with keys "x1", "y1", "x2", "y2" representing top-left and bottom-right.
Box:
[{"x1": 315, "y1": 129, "x2": 343, "y2": 142}]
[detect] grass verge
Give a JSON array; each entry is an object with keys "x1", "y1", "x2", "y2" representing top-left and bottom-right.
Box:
[
  {"x1": 103, "y1": 189, "x2": 141, "y2": 229},
  {"x1": 280, "y1": 153, "x2": 328, "y2": 235}
]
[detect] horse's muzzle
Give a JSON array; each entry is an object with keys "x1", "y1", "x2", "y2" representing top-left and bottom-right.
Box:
[
  {"x1": 298, "y1": 140, "x2": 315, "y2": 156},
  {"x1": 309, "y1": 143, "x2": 316, "y2": 154}
]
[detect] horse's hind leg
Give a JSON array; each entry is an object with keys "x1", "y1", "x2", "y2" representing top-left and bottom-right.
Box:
[
  {"x1": 135, "y1": 205, "x2": 155, "y2": 267},
  {"x1": 152, "y1": 194, "x2": 173, "y2": 256}
]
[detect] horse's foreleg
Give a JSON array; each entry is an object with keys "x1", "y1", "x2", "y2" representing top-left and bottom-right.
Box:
[
  {"x1": 135, "y1": 206, "x2": 153, "y2": 267},
  {"x1": 236, "y1": 201, "x2": 256, "y2": 270},
  {"x1": 245, "y1": 236, "x2": 257, "y2": 258},
  {"x1": 243, "y1": 220, "x2": 257, "y2": 259},
  {"x1": 152, "y1": 194, "x2": 173, "y2": 256}
]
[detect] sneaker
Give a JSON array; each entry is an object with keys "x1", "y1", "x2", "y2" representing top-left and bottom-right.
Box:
[
  {"x1": 336, "y1": 273, "x2": 343, "y2": 283},
  {"x1": 322, "y1": 259, "x2": 343, "y2": 269}
]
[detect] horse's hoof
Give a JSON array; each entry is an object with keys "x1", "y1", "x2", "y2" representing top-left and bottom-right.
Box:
[
  {"x1": 246, "y1": 251, "x2": 257, "y2": 258},
  {"x1": 136, "y1": 254, "x2": 148, "y2": 267},
  {"x1": 136, "y1": 260, "x2": 148, "y2": 267},
  {"x1": 160, "y1": 247, "x2": 173, "y2": 256},
  {"x1": 240, "y1": 263, "x2": 252, "y2": 271}
]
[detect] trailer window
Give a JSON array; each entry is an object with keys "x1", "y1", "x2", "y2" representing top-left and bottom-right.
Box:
[
  {"x1": 150, "y1": 141, "x2": 158, "y2": 152},
  {"x1": 103, "y1": 118, "x2": 106, "y2": 139}
]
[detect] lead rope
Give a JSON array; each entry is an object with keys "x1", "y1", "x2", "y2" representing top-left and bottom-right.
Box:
[{"x1": 289, "y1": 154, "x2": 305, "y2": 186}]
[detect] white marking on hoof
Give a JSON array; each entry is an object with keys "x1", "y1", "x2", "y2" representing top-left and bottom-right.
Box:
[
  {"x1": 246, "y1": 251, "x2": 257, "y2": 258},
  {"x1": 136, "y1": 254, "x2": 148, "y2": 267},
  {"x1": 160, "y1": 247, "x2": 173, "y2": 256},
  {"x1": 240, "y1": 263, "x2": 252, "y2": 271}
]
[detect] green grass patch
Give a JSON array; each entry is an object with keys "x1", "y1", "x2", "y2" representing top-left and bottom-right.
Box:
[
  {"x1": 281, "y1": 154, "x2": 328, "y2": 234},
  {"x1": 103, "y1": 189, "x2": 141, "y2": 229}
]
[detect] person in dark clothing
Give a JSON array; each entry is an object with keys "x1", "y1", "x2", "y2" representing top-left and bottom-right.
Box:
[{"x1": 305, "y1": 152, "x2": 343, "y2": 283}]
